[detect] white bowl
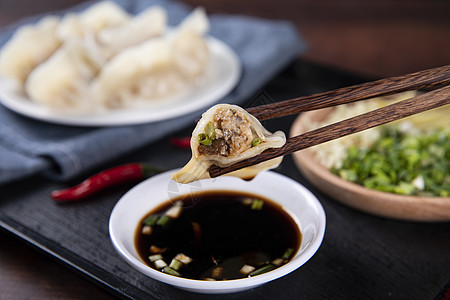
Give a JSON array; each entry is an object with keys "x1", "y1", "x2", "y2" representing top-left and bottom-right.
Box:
[{"x1": 109, "y1": 170, "x2": 326, "y2": 294}]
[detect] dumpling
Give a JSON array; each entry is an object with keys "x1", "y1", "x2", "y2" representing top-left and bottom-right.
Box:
[
  {"x1": 92, "y1": 37, "x2": 184, "y2": 108},
  {"x1": 93, "y1": 7, "x2": 209, "y2": 108},
  {"x1": 0, "y1": 16, "x2": 61, "y2": 83},
  {"x1": 24, "y1": 40, "x2": 102, "y2": 112},
  {"x1": 57, "y1": 1, "x2": 131, "y2": 40},
  {"x1": 171, "y1": 104, "x2": 286, "y2": 183},
  {"x1": 96, "y1": 6, "x2": 167, "y2": 58}
]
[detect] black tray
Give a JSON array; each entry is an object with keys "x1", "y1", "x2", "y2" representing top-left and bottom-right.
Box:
[{"x1": 1, "y1": 60, "x2": 449, "y2": 300}]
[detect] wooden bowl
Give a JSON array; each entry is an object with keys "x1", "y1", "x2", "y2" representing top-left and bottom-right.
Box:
[{"x1": 290, "y1": 108, "x2": 450, "y2": 222}]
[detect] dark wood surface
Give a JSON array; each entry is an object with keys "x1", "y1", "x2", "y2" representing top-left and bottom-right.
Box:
[{"x1": 1, "y1": 1, "x2": 450, "y2": 299}]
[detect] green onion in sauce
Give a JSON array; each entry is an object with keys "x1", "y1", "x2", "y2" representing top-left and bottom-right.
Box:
[{"x1": 135, "y1": 191, "x2": 301, "y2": 280}]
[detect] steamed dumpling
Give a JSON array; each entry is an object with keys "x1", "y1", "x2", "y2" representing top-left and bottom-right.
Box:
[
  {"x1": 57, "y1": 1, "x2": 131, "y2": 40},
  {"x1": 24, "y1": 40, "x2": 102, "y2": 112},
  {"x1": 93, "y1": 7, "x2": 209, "y2": 108},
  {"x1": 0, "y1": 16, "x2": 61, "y2": 83},
  {"x1": 97, "y1": 6, "x2": 167, "y2": 58},
  {"x1": 172, "y1": 6, "x2": 209, "y2": 79},
  {"x1": 2, "y1": 3, "x2": 212, "y2": 113},
  {"x1": 93, "y1": 38, "x2": 186, "y2": 108},
  {"x1": 171, "y1": 104, "x2": 286, "y2": 183}
]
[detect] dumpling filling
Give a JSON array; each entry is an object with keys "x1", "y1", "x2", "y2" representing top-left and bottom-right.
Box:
[
  {"x1": 172, "y1": 104, "x2": 286, "y2": 183},
  {"x1": 198, "y1": 107, "x2": 260, "y2": 157}
]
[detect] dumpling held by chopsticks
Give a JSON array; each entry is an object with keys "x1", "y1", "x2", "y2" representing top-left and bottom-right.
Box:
[{"x1": 171, "y1": 104, "x2": 286, "y2": 183}]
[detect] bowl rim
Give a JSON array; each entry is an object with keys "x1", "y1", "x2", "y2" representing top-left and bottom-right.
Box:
[{"x1": 109, "y1": 169, "x2": 326, "y2": 293}]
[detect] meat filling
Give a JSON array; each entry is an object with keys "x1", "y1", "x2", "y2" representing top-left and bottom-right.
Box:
[{"x1": 197, "y1": 107, "x2": 255, "y2": 157}]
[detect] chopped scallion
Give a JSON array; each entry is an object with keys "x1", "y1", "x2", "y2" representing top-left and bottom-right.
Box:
[
  {"x1": 175, "y1": 253, "x2": 193, "y2": 265},
  {"x1": 242, "y1": 198, "x2": 253, "y2": 206},
  {"x1": 249, "y1": 264, "x2": 276, "y2": 276},
  {"x1": 282, "y1": 248, "x2": 294, "y2": 260},
  {"x1": 252, "y1": 137, "x2": 261, "y2": 147},
  {"x1": 154, "y1": 259, "x2": 167, "y2": 269},
  {"x1": 163, "y1": 266, "x2": 181, "y2": 276},
  {"x1": 212, "y1": 266, "x2": 223, "y2": 279},
  {"x1": 149, "y1": 245, "x2": 166, "y2": 254},
  {"x1": 156, "y1": 215, "x2": 171, "y2": 226},
  {"x1": 239, "y1": 264, "x2": 256, "y2": 275},
  {"x1": 272, "y1": 258, "x2": 284, "y2": 267},
  {"x1": 198, "y1": 133, "x2": 212, "y2": 146},
  {"x1": 143, "y1": 215, "x2": 159, "y2": 226},
  {"x1": 331, "y1": 126, "x2": 450, "y2": 197},
  {"x1": 165, "y1": 202, "x2": 183, "y2": 219},
  {"x1": 141, "y1": 225, "x2": 152, "y2": 235},
  {"x1": 205, "y1": 122, "x2": 216, "y2": 140},
  {"x1": 149, "y1": 254, "x2": 163, "y2": 262},
  {"x1": 169, "y1": 259, "x2": 183, "y2": 271},
  {"x1": 250, "y1": 199, "x2": 264, "y2": 210}
]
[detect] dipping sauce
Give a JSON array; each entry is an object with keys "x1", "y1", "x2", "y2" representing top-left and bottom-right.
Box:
[{"x1": 135, "y1": 191, "x2": 301, "y2": 280}]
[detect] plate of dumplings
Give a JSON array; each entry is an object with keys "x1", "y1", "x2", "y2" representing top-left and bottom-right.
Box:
[{"x1": 0, "y1": 2, "x2": 241, "y2": 126}]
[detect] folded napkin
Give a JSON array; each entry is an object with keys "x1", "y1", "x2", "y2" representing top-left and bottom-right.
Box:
[{"x1": 0, "y1": 0, "x2": 306, "y2": 185}]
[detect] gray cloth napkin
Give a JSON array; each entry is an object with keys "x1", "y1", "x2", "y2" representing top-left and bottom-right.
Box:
[{"x1": 0, "y1": 0, "x2": 306, "y2": 185}]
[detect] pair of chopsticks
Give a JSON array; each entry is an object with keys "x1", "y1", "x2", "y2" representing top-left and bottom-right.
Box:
[{"x1": 208, "y1": 65, "x2": 450, "y2": 178}]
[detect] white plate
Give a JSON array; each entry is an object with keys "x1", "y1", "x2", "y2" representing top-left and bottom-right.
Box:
[
  {"x1": 109, "y1": 170, "x2": 326, "y2": 294},
  {"x1": 0, "y1": 37, "x2": 241, "y2": 126}
]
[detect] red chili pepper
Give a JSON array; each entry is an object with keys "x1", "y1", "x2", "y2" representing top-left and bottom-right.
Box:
[
  {"x1": 170, "y1": 136, "x2": 191, "y2": 149},
  {"x1": 51, "y1": 163, "x2": 163, "y2": 202}
]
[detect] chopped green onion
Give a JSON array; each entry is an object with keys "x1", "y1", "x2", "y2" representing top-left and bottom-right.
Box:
[
  {"x1": 250, "y1": 199, "x2": 264, "y2": 210},
  {"x1": 149, "y1": 254, "x2": 163, "y2": 262},
  {"x1": 175, "y1": 253, "x2": 193, "y2": 265},
  {"x1": 272, "y1": 258, "x2": 284, "y2": 267},
  {"x1": 143, "y1": 215, "x2": 159, "y2": 226},
  {"x1": 198, "y1": 133, "x2": 212, "y2": 146},
  {"x1": 165, "y1": 202, "x2": 183, "y2": 219},
  {"x1": 149, "y1": 245, "x2": 166, "y2": 254},
  {"x1": 242, "y1": 198, "x2": 253, "y2": 206},
  {"x1": 154, "y1": 259, "x2": 168, "y2": 269},
  {"x1": 282, "y1": 248, "x2": 294, "y2": 260},
  {"x1": 393, "y1": 181, "x2": 416, "y2": 195},
  {"x1": 162, "y1": 266, "x2": 181, "y2": 276},
  {"x1": 141, "y1": 225, "x2": 153, "y2": 235},
  {"x1": 252, "y1": 137, "x2": 261, "y2": 147},
  {"x1": 169, "y1": 259, "x2": 184, "y2": 271},
  {"x1": 249, "y1": 264, "x2": 276, "y2": 276},
  {"x1": 331, "y1": 126, "x2": 450, "y2": 197},
  {"x1": 239, "y1": 264, "x2": 256, "y2": 275},
  {"x1": 205, "y1": 122, "x2": 216, "y2": 140},
  {"x1": 156, "y1": 215, "x2": 171, "y2": 226},
  {"x1": 212, "y1": 266, "x2": 223, "y2": 279}
]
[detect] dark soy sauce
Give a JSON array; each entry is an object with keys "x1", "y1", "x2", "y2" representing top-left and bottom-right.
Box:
[{"x1": 135, "y1": 191, "x2": 301, "y2": 280}]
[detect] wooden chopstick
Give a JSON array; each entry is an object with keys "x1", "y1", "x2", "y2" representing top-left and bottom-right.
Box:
[
  {"x1": 208, "y1": 79, "x2": 450, "y2": 178},
  {"x1": 246, "y1": 65, "x2": 450, "y2": 120}
]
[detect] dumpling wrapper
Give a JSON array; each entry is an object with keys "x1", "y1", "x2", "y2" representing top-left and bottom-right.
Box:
[
  {"x1": 24, "y1": 40, "x2": 103, "y2": 112},
  {"x1": 0, "y1": 16, "x2": 61, "y2": 83},
  {"x1": 56, "y1": 1, "x2": 131, "y2": 40},
  {"x1": 93, "y1": 7, "x2": 209, "y2": 108},
  {"x1": 96, "y1": 6, "x2": 167, "y2": 58},
  {"x1": 172, "y1": 104, "x2": 286, "y2": 183}
]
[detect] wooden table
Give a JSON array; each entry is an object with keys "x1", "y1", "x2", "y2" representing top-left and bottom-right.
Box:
[{"x1": 1, "y1": 1, "x2": 449, "y2": 299}]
